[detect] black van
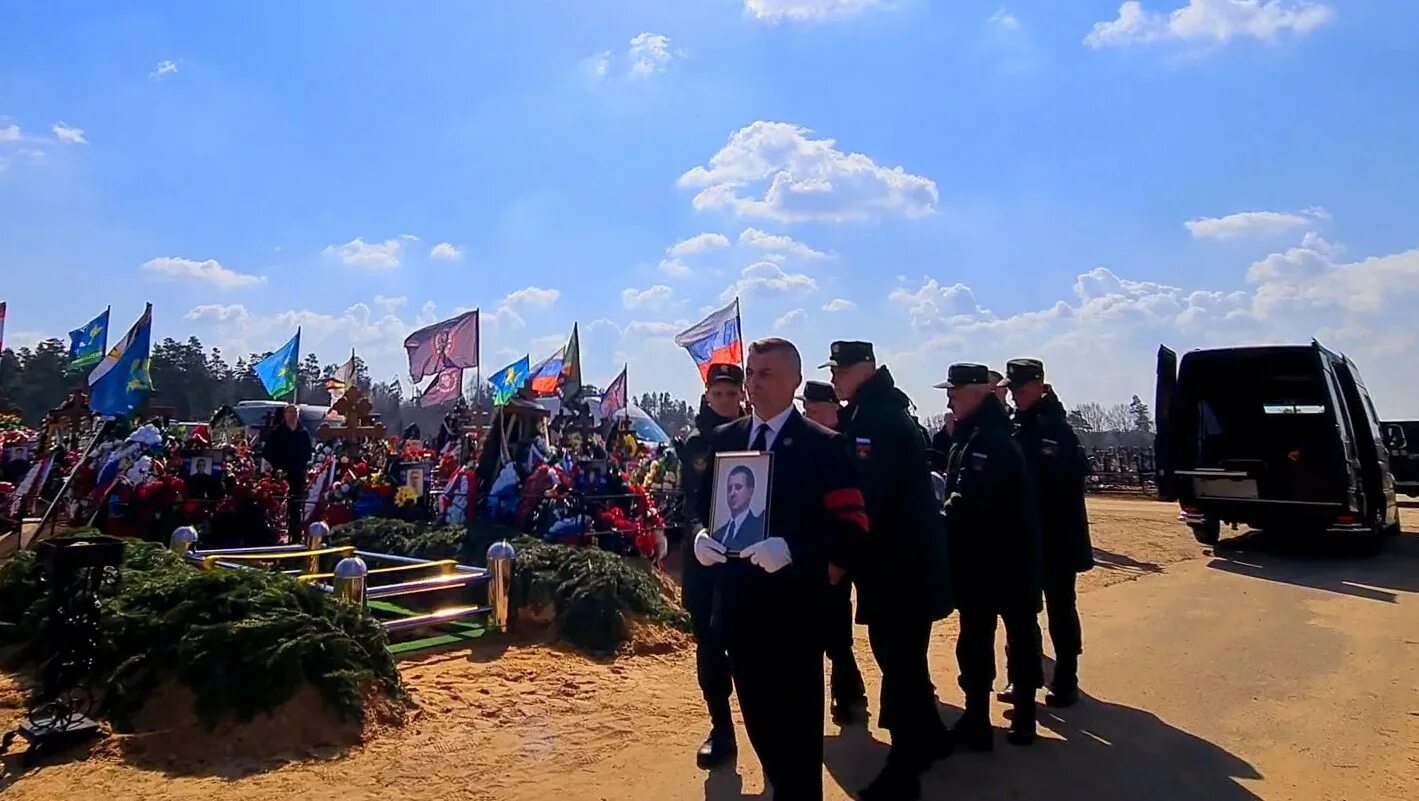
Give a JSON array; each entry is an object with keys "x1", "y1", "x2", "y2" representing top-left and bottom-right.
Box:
[
  {"x1": 1154, "y1": 342, "x2": 1400, "y2": 547},
  {"x1": 1380, "y1": 420, "x2": 1419, "y2": 497}
]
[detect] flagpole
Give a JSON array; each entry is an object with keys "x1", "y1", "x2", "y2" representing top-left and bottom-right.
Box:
[
  {"x1": 292, "y1": 327, "x2": 301, "y2": 406},
  {"x1": 734, "y1": 297, "x2": 745, "y2": 371}
]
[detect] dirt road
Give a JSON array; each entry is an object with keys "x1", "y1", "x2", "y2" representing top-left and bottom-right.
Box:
[{"x1": 4, "y1": 497, "x2": 1416, "y2": 800}]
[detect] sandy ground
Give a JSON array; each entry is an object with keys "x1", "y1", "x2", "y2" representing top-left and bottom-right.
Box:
[{"x1": 2, "y1": 496, "x2": 1417, "y2": 800}]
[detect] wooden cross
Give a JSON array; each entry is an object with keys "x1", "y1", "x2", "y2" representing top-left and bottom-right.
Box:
[{"x1": 317, "y1": 385, "x2": 387, "y2": 443}]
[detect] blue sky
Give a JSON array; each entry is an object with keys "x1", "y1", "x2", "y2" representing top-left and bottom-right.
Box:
[{"x1": 4, "y1": 0, "x2": 1419, "y2": 415}]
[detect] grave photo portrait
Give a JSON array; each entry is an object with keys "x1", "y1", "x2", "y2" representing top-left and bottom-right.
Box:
[{"x1": 709, "y1": 451, "x2": 773, "y2": 553}]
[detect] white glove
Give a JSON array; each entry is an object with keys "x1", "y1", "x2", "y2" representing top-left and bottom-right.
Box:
[
  {"x1": 653, "y1": 530, "x2": 669, "y2": 562},
  {"x1": 693, "y1": 528, "x2": 728, "y2": 566},
  {"x1": 741, "y1": 537, "x2": 792, "y2": 574}
]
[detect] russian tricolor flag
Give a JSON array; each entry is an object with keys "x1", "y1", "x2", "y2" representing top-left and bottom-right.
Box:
[
  {"x1": 675, "y1": 298, "x2": 743, "y2": 381},
  {"x1": 529, "y1": 346, "x2": 566, "y2": 396}
]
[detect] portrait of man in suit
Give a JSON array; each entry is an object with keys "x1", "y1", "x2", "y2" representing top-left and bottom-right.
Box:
[{"x1": 710, "y1": 456, "x2": 771, "y2": 551}]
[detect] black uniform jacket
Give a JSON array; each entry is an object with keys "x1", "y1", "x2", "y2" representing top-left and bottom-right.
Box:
[
  {"x1": 690, "y1": 409, "x2": 869, "y2": 643},
  {"x1": 838, "y1": 366, "x2": 953, "y2": 624},
  {"x1": 943, "y1": 398, "x2": 1042, "y2": 614},
  {"x1": 1013, "y1": 391, "x2": 1095, "y2": 576},
  {"x1": 262, "y1": 423, "x2": 312, "y2": 479}
]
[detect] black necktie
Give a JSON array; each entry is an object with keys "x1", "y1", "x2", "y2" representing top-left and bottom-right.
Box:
[{"x1": 751, "y1": 423, "x2": 770, "y2": 452}]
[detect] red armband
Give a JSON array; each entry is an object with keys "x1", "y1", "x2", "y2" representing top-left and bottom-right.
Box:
[{"x1": 824, "y1": 488, "x2": 870, "y2": 533}]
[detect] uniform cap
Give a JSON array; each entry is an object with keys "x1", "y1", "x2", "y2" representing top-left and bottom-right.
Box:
[
  {"x1": 796, "y1": 380, "x2": 839, "y2": 404},
  {"x1": 819, "y1": 340, "x2": 875, "y2": 369},
  {"x1": 933, "y1": 363, "x2": 991, "y2": 389},
  {"x1": 1000, "y1": 358, "x2": 1045, "y2": 387},
  {"x1": 705, "y1": 362, "x2": 744, "y2": 387}
]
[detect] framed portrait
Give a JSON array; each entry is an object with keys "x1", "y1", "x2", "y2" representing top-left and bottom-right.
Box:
[
  {"x1": 405, "y1": 467, "x2": 426, "y2": 497},
  {"x1": 709, "y1": 451, "x2": 773, "y2": 555}
]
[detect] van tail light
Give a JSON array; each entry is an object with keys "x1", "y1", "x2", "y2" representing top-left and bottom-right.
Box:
[
  {"x1": 1181, "y1": 504, "x2": 1201, "y2": 515},
  {"x1": 1336, "y1": 513, "x2": 1358, "y2": 525}
]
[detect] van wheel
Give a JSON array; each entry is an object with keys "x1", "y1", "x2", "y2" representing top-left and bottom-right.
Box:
[{"x1": 1190, "y1": 519, "x2": 1221, "y2": 546}]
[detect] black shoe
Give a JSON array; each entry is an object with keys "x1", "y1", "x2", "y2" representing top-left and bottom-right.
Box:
[
  {"x1": 1006, "y1": 700, "x2": 1036, "y2": 747},
  {"x1": 995, "y1": 683, "x2": 1016, "y2": 703},
  {"x1": 696, "y1": 730, "x2": 736, "y2": 769},
  {"x1": 1045, "y1": 683, "x2": 1080, "y2": 708},
  {"x1": 831, "y1": 696, "x2": 870, "y2": 726},
  {"x1": 858, "y1": 750, "x2": 924, "y2": 801},
  {"x1": 951, "y1": 712, "x2": 993, "y2": 752}
]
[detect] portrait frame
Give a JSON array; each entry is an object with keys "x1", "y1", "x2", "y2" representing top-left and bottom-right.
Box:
[{"x1": 709, "y1": 450, "x2": 774, "y2": 556}]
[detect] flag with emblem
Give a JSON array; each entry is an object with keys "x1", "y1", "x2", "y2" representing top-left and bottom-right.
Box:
[
  {"x1": 404, "y1": 309, "x2": 479, "y2": 382},
  {"x1": 325, "y1": 349, "x2": 357, "y2": 407},
  {"x1": 600, "y1": 365, "x2": 628, "y2": 419},
  {"x1": 488, "y1": 355, "x2": 530, "y2": 406},
  {"x1": 254, "y1": 329, "x2": 301, "y2": 401},
  {"x1": 419, "y1": 367, "x2": 463, "y2": 407},
  {"x1": 674, "y1": 298, "x2": 743, "y2": 381},
  {"x1": 88, "y1": 303, "x2": 153, "y2": 418},
  {"x1": 67, "y1": 307, "x2": 111, "y2": 374}
]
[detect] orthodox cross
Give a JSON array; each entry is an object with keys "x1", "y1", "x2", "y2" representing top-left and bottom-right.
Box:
[{"x1": 317, "y1": 385, "x2": 387, "y2": 453}]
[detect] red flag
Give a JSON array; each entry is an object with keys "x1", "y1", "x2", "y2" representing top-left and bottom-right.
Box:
[{"x1": 599, "y1": 366, "x2": 627, "y2": 419}]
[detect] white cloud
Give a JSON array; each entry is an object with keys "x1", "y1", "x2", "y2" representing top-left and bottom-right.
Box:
[
  {"x1": 667, "y1": 232, "x2": 730, "y2": 258},
  {"x1": 721, "y1": 261, "x2": 818, "y2": 302},
  {"x1": 773, "y1": 308, "x2": 806, "y2": 330},
  {"x1": 744, "y1": 0, "x2": 886, "y2": 22},
  {"x1": 150, "y1": 60, "x2": 178, "y2": 79},
  {"x1": 0, "y1": 124, "x2": 19, "y2": 142},
  {"x1": 659, "y1": 258, "x2": 694, "y2": 278},
  {"x1": 738, "y1": 228, "x2": 832, "y2": 259},
  {"x1": 322, "y1": 237, "x2": 402, "y2": 269},
  {"x1": 1084, "y1": 0, "x2": 1334, "y2": 49},
  {"x1": 51, "y1": 122, "x2": 86, "y2": 145},
  {"x1": 583, "y1": 51, "x2": 612, "y2": 81},
  {"x1": 622, "y1": 284, "x2": 675, "y2": 310},
  {"x1": 988, "y1": 8, "x2": 1022, "y2": 31},
  {"x1": 1184, "y1": 206, "x2": 1328, "y2": 239},
  {"x1": 680, "y1": 121, "x2": 938, "y2": 223},
  {"x1": 140, "y1": 257, "x2": 267, "y2": 289},
  {"x1": 889, "y1": 278, "x2": 989, "y2": 332},
  {"x1": 628, "y1": 32, "x2": 674, "y2": 77},
  {"x1": 503, "y1": 286, "x2": 560, "y2": 308},
  {"x1": 374, "y1": 295, "x2": 408, "y2": 313},
  {"x1": 429, "y1": 242, "x2": 464, "y2": 261},
  {"x1": 399, "y1": 233, "x2": 421, "y2": 241},
  {"x1": 823, "y1": 298, "x2": 857, "y2": 312}
]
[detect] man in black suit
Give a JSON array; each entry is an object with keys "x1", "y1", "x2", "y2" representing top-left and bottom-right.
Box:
[
  {"x1": 690, "y1": 337, "x2": 870, "y2": 801},
  {"x1": 713, "y1": 464, "x2": 766, "y2": 550}
]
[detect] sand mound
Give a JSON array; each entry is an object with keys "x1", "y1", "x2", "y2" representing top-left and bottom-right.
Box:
[{"x1": 96, "y1": 682, "x2": 407, "y2": 778}]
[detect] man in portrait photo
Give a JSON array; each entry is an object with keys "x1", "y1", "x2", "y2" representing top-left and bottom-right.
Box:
[{"x1": 714, "y1": 464, "x2": 765, "y2": 551}]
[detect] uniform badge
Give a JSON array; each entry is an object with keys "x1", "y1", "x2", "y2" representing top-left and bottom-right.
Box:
[
  {"x1": 970, "y1": 451, "x2": 989, "y2": 471},
  {"x1": 693, "y1": 455, "x2": 708, "y2": 472},
  {"x1": 855, "y1": 437, "x2": 871, "y2": 459}
]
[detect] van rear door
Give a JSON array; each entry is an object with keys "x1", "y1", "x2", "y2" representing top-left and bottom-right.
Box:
[
  {"x1": 1155, "y1": 345, "x2": 1178, "y2": 501},
  {"x1": 1336, "y1": 354, "x2": 1398, "y2": 526},
  {"x1": 1314, "y1": 342, "x2": 1364, "y2": 514}
]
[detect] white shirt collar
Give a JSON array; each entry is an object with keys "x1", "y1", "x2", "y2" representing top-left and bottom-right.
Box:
[
  {"x1": 731, "y1": 509, "x2": 750, "y2": 528},
  {"x1": 750, "y1": 405, "x2": 794, "y2": 450}
]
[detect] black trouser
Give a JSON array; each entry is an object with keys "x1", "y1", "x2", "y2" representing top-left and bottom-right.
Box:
[
  {"x1": 1043, "y1": 570, "x2": 1082, "y2": 688},
  {"x1": 867, "y1": 616, "x2": 948, "y2": 754},
  {"x1": 286, "y1": 474, "x2": 306, "y2": 541},
  {"x1": 825, "y1": 579, "x2": 865, "y2": 703},
  {"x1": 683, "y1": 560, "x2": 734, "y2": 731},
  {"x1": 956, "y1": 605, "x2": 1043, "y2": 700},
  {"x1": 728, "y1": 627, "x2": 824, "y2": 801}
]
